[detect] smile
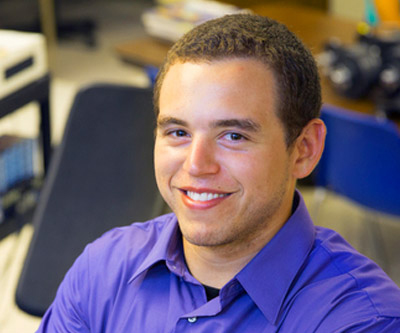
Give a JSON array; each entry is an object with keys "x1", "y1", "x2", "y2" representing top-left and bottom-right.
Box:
[
  {"x1": 186, "y1": 191, "x2": 229, "y2": 202},
  {"x1": 179, "y1": 189, "x2": 232, "y2": 210}
]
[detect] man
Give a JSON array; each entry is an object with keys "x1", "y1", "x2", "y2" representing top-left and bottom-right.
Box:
[{"x1": 37, "y1": 14, "x2": 400, "y2": 332}]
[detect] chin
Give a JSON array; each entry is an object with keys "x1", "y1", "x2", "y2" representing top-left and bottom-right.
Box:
[
  {"x1": 176, "y1": 213, "x2": 235, "y2": 247},
  {"x1": 182, "y1": 228, "x2": 233, "y2": 248}
]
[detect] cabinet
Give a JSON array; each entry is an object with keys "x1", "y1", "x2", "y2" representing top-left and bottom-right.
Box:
[{"x1": 0, "y1": 74, "x2": 51, "y2": 236}]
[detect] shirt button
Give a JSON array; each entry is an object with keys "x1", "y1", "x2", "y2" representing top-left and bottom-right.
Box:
[{"x1": 187, "y1": 317, "x2": 197, "y2": 323}]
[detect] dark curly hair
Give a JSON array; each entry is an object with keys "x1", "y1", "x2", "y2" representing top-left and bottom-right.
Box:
[{"x1": 153, "y1": 14, "x2": 321, "y2": 146}]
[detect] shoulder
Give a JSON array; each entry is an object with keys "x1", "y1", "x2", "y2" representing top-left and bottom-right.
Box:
[
  {"x1": 84, "y1": 212, "x2": 177, "y2": 268},
  {"x1": 59, "y1": 212, "x2": 177, "y2": 286},
  {"x1": 88, "y1": 212, "x2": 176, "y2": 250},
  {"x1": 314, "y1": 226, "x2": 400, "y2": 313},
  {"x1": 285, "y1": 226, "x2": 400, "y2": 331},
  {"x1": 37, "y1": 213, "x2": 178, "y2": 332},
  {"x1": 279, "y1": 227, "x2": 400, "y2": 332}
]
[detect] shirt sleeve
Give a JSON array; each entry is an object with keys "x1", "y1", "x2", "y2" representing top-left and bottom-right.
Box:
[{"x1": 36, "y1": 246, "x2": 91, "y2": 333}]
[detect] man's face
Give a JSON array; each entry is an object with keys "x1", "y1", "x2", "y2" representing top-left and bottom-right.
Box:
[{"x1": 154, "y1": 58, "x2": 298, "y2": 251}]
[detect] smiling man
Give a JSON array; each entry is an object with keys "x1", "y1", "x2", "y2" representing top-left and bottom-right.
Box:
[
  {"x1": 37, "y1": 14, "x2": 400, "y2": 332},
  {"x1": 154, "y1": 58, "x2": 311, "y2": 289}
]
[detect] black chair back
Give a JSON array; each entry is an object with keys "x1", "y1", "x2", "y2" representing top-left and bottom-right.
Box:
[{"x1": 16, "y1": 84, "x2": 165, "y2": 316}]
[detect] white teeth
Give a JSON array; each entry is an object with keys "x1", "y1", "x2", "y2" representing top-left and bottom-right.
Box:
[{"x1": 186, "y1": 191, "x2": 227, "y2": 201}]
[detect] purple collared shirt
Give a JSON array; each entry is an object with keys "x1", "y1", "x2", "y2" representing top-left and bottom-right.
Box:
[{"x1": 37, "y1": 192, "x2": 400, "y2": 332}]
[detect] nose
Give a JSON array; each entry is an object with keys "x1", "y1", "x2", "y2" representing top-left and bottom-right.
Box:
[{"x1": 183, "y1": 136, "x2": 220, "y2": 176}]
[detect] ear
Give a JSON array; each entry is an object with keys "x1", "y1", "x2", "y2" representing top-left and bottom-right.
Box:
[{"x1": 291, "y1": 118, "x2": 326, "y2": 179}]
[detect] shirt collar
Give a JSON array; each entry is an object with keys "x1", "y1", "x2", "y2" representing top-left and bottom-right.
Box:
[
  {"x1": 128, "y1": 213, "x2": 182, "y2": 284},
  {"x1": 128, "y1": 191, "x2": 315, "y2": 325},
  {"x1": 236, "y1": 190, "x2": 315, "y2": 325}
]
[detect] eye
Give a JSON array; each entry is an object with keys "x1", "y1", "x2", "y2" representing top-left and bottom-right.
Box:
[
  {"x1": 171, "y1": 129, "x2": 188, "y2": 137},
  {"x1": 164, "y1": 129, "x2": 190, "y2": 138},
  {"x1": 159, "y1": 127, "x2": 190, "y2": 146},
  {"x1": 225, "y1": 132, "x2": 245, "y2": 141}
]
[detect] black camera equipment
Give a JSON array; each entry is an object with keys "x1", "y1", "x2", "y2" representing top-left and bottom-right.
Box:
[{"x1": 319, "y1": 30, "x2": 400, "y2": 117}]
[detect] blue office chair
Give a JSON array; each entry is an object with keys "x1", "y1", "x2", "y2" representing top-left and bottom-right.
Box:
[
  {"x1": 312, "y1": 105, "x2": 400, "y2": 272},
  {"x1": 314, "y1": 105, "x2": 400, "y2": 217},
  {"x1": 16, "y1": 83, "x2": 166, "y2": 317}
]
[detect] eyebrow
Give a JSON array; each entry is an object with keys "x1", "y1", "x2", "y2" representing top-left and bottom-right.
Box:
[
  {"x1": 157, "y1": 116, "x2": 188, "y2": 128},
  {"x1": 156, "y1": 116, "x2": 261, "y2": 132},
  {"x1": 212, "y1": 119, "x2": 261, "y2": 132}
]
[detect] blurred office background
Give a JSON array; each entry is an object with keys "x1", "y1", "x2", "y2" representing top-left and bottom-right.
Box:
[{"x1": 1, "y1": 0, "x2": 400, "y2": 331}]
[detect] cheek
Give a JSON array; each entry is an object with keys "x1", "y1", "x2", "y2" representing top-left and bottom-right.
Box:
[
  {"x1": 224, "y1": 153, "x2": 267, "y2": 191},
  {"x1": 154, "y1": 143, "x2": 181, "y2": 187},
  {"x1": 154, "y1": 143, "x2": 169, "y2": 188},
  {"x1": 233, "y1": 151, "x2": 286, "y2": 192},
  {"x1": 240, "y1": 159, "x2": 270, "y2": 189}
]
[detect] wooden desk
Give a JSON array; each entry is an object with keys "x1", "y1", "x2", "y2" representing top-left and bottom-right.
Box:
[
  {"x1": 116, "y1": 37, "x2": 171, "y2": 68},
  {"x1": 115, "y1": 4, "x2": 374, "y2": 114}
]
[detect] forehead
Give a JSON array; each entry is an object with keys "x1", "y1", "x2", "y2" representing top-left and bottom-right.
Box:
[
  {"x1": 162, "y1": 58, "x2": 274, "y2": 89},
  {"x1": 159, "y1": 59, "x2": 279, "y2": 123}
]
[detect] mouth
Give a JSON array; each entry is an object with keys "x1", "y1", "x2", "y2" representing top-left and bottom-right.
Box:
[
  {"x1": 178, "y1": 187, "x2": 233, "y2": 207},
  {"x1": 185, "y1": 190, "x2": 230, "y2": 202}
]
